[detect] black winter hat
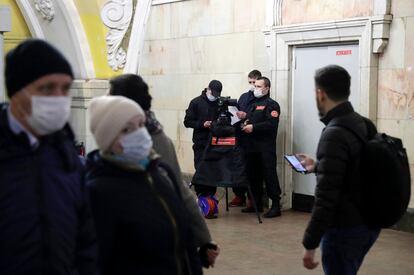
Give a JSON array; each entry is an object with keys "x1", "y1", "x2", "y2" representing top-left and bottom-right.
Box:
[
  {"x1": 208, "y1": 80, "x2": 222, "y2": 97},
  {"x1": 5, "y1": 39, "x2": 73, "y2": 98}
]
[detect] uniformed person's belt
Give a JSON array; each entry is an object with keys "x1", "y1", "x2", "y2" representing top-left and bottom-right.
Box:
[{"x1": 211, "y1": 137, "x2": 236, "y2": 146}]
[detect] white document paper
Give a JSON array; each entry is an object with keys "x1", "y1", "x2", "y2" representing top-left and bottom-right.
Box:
[{"x1": 228, "y1": 106, "x2": 241, "y2": 125}]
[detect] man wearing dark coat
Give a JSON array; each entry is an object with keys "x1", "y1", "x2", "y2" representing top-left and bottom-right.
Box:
[{"x1": 0, "y1": 39, "x2": 97, "y2": 275}]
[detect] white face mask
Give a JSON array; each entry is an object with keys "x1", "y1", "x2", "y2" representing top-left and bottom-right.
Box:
[
  {"x1": 206, "y1": 90, "x2": 217, "y2": 102},
  {"x1": 249, "y1": 84, "x2": 255, "y2": 91},
  {"x1": 27, "y1": 96, "x2": 71, "y2": 136},
  {"x1": 254, "y1": 88, "x2": 265, "y2": 98},
  {"x1": 119, "y1": 127, "x2": 153, "y2": 163}
]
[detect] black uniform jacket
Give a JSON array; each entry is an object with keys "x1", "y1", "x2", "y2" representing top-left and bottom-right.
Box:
[
  {"x1": 184, "y1": 91, "x2": 219, "y2": 149},
  {"x1": 302, "y1": 102, "x2": 377, "y2": 250},
  {"x1": 243, "y1": 94, "x2": 280, "y2": 152}
]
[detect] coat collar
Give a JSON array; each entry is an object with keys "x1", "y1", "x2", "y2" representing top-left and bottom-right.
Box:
[{"x1": 320, "y1": 101, "x2": 354, "y2": 126}]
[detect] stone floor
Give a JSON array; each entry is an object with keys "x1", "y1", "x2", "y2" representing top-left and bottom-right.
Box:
[{"x1": 203, "y1": 199, "x2": 414, "y2": 275}]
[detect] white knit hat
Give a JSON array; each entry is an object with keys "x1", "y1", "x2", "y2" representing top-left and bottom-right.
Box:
[{"x1": 89, "y1": 96, "x2": 145, "y2": 152}]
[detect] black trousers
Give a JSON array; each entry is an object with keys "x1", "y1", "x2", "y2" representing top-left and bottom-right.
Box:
[
  {"x1": 193, "y1": 147, "x2": 217, "y2": 197},
  {"x1": 246, "y1": 151, "x2": 281, "y2": 207}
]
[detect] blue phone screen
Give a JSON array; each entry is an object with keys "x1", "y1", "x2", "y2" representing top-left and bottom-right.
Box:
[{"x1": 285, "y1": 155, "x2": 307, "y2": 173}]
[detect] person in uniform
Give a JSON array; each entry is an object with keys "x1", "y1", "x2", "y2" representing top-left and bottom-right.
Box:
[
  {"x1": 240, "y1": 76, "x2": 282, "y2": 218},
  {"x1": 229, "y1": 69, "x2": 262, "y2": 207}
]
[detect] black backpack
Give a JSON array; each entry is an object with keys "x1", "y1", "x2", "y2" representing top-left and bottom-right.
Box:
[{"x1": 337, "y1": 123, "x2": 411, "y2": 228}]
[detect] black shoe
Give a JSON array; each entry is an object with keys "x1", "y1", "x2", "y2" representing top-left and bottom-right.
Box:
[
  {"x1": 241, "y1": 206, "x2": 263, "y2": 213},
  {"x1": 263, "y1": 204, "x2": 281, "y2": 218}
]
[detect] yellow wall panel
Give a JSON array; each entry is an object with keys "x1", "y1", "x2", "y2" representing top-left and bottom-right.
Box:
[
  {"x1": 74, "y1": 0, "x2": 120, "y2": 79},
  {"x1": 0, "y1": 0, "x2": 31, "y2": 54}
]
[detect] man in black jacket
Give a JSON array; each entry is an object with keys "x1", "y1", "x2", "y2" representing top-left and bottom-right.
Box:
[
  {"x1": 229, "y1": 69, "x2": 262, "y2": 207},
  {"x1": 240, "y1": 77, "x2": 282, "y2": 218},
  {"x1": 184, "y1": 80, "x2": 222, "y2": 197},
  {"x1": 299, "y1": 65, "x2": 380, "y2": 275},
  {"x1": 0, "y1": 39, "x2": 96, "y2": 275}
]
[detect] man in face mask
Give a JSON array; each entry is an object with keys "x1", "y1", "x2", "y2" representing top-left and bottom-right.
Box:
[
  {"x1": 184, "y1": 80, "x2": 222, "y2": 202},
  {"x1": 0, "y1": 39, "x2": 97, "y2": 274},
  {"x1": 241, "y1": 77, "x2": 282, "y2": 218},
  {"x1": 229, "y1": 69, "x2": 262, "y2": 207}
]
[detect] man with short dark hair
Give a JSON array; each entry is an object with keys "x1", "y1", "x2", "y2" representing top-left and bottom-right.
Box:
[
  {"x1": 299, "y1": 65, "x2": 380, "y2": 275},
  {"x1": 229, "y1": 69, "x2": 262, "y2": 207},
  {"x1": 0, "y1": 39, "x2": 96, "y2": 274},
  {"x1": 240, "y1": 76, "x2": 282, "y2": 218}
]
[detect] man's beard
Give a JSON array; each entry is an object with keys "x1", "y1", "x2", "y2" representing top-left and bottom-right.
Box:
[{"x1": 316, "y1": 99, "x2": 324, "y2": 118}]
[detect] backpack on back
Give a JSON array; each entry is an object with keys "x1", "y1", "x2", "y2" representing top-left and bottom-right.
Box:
[{"x1": 337, "y1": 123, "x2": 411, "y2": 228}]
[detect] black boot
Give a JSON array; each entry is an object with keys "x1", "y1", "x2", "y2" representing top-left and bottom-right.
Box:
[{"x1": 263, "y1": 202, "x2": 281, "y2": 218}]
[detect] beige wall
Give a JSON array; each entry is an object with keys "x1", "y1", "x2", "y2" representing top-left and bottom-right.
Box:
[
  {"x1": 141, "y1": 0, "x2": 414, "y2": 207},
  {"x1": 377, "y1": 0, "x2": 414, "y2": 207},
  {"x1": 282, "y1": 0, "x2": 373, "y2": 25},
  {"x1": 140, "y1": 0, "x2": 270, "y2": 174}
]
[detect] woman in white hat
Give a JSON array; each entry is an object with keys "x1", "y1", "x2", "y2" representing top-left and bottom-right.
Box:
[{"x1": 86, "y1": 95, "x2": 202, "y2": 275}]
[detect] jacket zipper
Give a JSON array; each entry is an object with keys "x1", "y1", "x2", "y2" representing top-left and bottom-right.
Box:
[{"x1": 146, "y1": 175, "x2": 190, "y2": 275}]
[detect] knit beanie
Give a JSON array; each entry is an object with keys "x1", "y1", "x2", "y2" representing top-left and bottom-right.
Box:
[
  {"x1": 89, "y1": 96, "x2": 145, "y2": 152},
  {"x1": 5, "y1": 39, "x2": 74, "y2": 98}
]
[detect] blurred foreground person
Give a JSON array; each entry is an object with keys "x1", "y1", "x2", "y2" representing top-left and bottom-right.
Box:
[
  {"x1": 109, "y1": 74, "x2": 220, "y2": 267},
  {"x1": 86, "y1": 96, "x2": 203, "y2": 275},
  {"x1": 0, "y1": 39, "x2": 96, "y2": 274}
]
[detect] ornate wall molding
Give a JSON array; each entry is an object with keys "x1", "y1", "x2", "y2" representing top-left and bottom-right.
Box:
[
  {"x1": 16, "y1": 0, "x2": 95, "y2": 78},
  {"x1": 34, "y1": 0, "x2": 54, "y2": 21},
  {"x1": 124, "y1": 0, "x2": 152, "y2": 74},
  {"x1": 101, "y1": 0, "x2": 134, "y2": 71},
  {"x1": 16, "y1": 0, "x2": 45, "y2": 38},
  {"x1": 266, "y1": 0, "x2": 283, "y2": 27}
]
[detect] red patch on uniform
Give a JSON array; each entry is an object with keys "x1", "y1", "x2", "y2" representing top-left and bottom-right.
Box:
[
  {"x1": 256, "y1": 105, "x2": 265, "y2": 110},
  {"x1": 211, "y1": 137, "x2": 236, "y2": 146},
  {"x1": 271, "y1": 110, "x2": 279, "y2": 118}
]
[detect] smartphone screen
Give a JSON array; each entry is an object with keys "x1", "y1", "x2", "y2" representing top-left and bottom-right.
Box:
[{"x1": 284, "y1": 155, "x2": 307, "y2": 173}]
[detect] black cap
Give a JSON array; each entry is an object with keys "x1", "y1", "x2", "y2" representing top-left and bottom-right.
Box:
[
  {"x1": 208, "y1": 80, "x2": 222, "y2": 97},
  {"x1": 5, "y1": 39, "x2": 74, "y2": 98}
]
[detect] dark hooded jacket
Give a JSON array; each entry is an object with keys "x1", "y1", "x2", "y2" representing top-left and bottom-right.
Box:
[
  {"x1": 303, "y1": 102, "x2": 377, "y2": 250},
  {"x1": 184, "y1": 91, "x2": 219, "y2": 149},
  {"x1": 0, "y1": 103, "x2": 97, "y2": 275},
  {"x1": 85, "y1": 151, "x2": 202, "y2": 275}
]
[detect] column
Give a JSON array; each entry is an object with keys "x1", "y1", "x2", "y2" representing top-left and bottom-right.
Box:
[{"x1": 0, "y1": 5, "x2": 11, "y2": 102}]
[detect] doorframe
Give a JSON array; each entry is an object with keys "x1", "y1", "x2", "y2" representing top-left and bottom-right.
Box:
[{"x1": 264, "y1": 15, "x2": 392, "y2": 209}]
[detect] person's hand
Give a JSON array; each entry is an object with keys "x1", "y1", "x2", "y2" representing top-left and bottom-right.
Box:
[
  {"x1": 199, "y1": 242, "x2": 220, "y2": 268},
  {"x1": 203, "y1": 121, "x2": 212, "y2": 128},
  {"x1": 236, "y1": 111, "x2": 247, "y2": 119},
  {"x1": 296, "y1": 153, "x2": 316, "y2": 173},
  {"x1": 242, "y1": 124, "x2": 253, "y2": 133},
  {"x1": 303, "y1": 249, "x2": 319, "y2": 270},
  {"x1": 206, "y1": 245, "x2": 220, "y2": 267}
]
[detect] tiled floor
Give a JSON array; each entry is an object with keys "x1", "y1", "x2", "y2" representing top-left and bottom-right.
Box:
[{"x1": 203, "y1": 201, "x2": 414, "y2": 275}]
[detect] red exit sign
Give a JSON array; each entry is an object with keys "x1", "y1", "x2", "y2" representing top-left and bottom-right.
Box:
[{"x1": 336, "y1": 50, "x2": 352, "y2": 56}]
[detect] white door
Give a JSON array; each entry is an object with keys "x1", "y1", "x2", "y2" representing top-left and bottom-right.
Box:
[{"x1": 292, "y1": 44, "x2": 360, "y2": 196}]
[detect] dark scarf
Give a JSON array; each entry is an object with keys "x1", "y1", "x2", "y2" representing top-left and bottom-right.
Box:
[{"x1": 145, "y1": 110, "x2": 163, "y2": 135}]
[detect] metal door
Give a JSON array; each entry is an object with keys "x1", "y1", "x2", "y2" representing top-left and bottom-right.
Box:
[{"x1": 292, "y1": 44, "x2": 360, "y2": 196}]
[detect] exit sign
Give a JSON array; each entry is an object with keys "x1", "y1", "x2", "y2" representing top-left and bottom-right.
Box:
[{"x1": 336, "y1": 50, "x2": 352, "y2": 56}]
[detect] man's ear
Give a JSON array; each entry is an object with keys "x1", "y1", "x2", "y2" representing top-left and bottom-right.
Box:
[{"x1": 316, "y1": 88, "x2": 326, "y2": 102}]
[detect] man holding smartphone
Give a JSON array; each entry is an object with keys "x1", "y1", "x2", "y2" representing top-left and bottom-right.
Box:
[{"x1": 298, "y1": 65, "x2": 380, "y2": 275}]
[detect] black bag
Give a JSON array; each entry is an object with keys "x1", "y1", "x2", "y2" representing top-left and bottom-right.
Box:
[{"x1": 337, "y1": 124, "x2": 411, "y2": 228}]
